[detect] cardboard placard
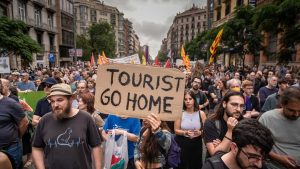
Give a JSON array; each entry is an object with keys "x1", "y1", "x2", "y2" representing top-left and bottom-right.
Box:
[{"x1": 94, "y1": 64, "x2": 185, "y2": 121}]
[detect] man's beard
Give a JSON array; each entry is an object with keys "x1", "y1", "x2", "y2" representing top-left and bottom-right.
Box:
[
  {"x1": 236, "y1": 150, "x2": 260, "y2": 169},
  {"x1": 226, "y1": 110, "x2": 242, "y2": 120},
  {"x1": 192, "y1": 85, "x2": 199, "y2": 90},
  {"x1": 53, "y1": 102, "x2": 71, "y2": 120},
  {"x1": 285, "y1": 115, "x2": 299, "y2": 121}
]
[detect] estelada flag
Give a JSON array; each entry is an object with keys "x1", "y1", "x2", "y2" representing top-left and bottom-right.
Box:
[
  {"x1": 90, "y1": 52, "x2": 95, "y2": 67},
  {"x1": 209, "y1": 28, "x2": 224, "y2": 64},
  {"x1": 101, "y1": 51, "x2": 109, "y2": 64}
]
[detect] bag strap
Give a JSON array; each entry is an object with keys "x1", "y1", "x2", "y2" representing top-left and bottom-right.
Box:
[{"x1": 198, "y1": 111, "x2": 204, "y2": 130}]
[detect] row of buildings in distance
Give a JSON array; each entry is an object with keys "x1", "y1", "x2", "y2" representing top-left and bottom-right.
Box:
[
  {"x1": 0, "y1": 0, "x2": 144, "y2": 69},
  {"x1": 160, "y1": 0, "x2": 300, "y2": 66}
]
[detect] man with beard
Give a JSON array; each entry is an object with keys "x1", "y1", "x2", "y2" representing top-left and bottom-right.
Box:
[
  {"x1": 190, "y1": 77, "x2": 209, "y2": 111},
  {"x1": 259, "y1": 87, "x2": 300, "y2": 169},
  {"x1": 32, "y1": 83, "x2": 102, "y2": 169},
  {"x1": 202, "y1": 119, "x2": 274, "y2": 169},
  {"x1": 203, "y1": 91, "x2": 244, "y2": 157}
]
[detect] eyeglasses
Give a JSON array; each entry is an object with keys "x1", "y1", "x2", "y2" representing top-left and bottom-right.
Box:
[
  {"x1": 240, "y1": 148, "x2": 264, "y2": 162},
  {"x1": 229, "y1": 102, "x2": 245, "y2": 110}
]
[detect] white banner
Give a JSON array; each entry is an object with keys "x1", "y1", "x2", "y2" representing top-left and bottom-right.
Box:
[
  {"x1": 0, "y1": 57, "x2": 11, "y2": 73},
  {"x1": 110, "y1": 54, "x2": 141, "y2": 64}
]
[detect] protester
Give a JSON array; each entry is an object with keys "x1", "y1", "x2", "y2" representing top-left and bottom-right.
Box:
[
  {"x1": 0, "y1": 79, "x2": 29, "y2": 169},
  {"x1": 259, "y1": 86, "x2": 300, "y2": 169},
  {"x1": 32, "y1": 83, "x2": 102, "y2": 169},
  {"x1": 241, "y1": 80, "x2": 260, "y2": 118},
  {"x1": 261, "y1": 78, "x2": 289, "y2": 113},
  {"x1": 226, "y1": 79, "x2": 241, "y2": 92},
  {"x1": 134, "y1": 113, "x2": 171, "y2": 169},
  {"x1": 258, "y1": 75, "x2": 278, "y2": 107},
  {"x1": 202, "y1": 119, "x2": 274, "y2": 169},
  {"x1": 174, "y1": 90, "x2": 207, "y2": 169},
  {"x1": 102, "y1": 114, "x2": 141, "y2": 169},
  {"x1": 16, "y1": 73, "x2": 35, "y2": 92},
  {"x1": 78, "y1": 92, "x2": 104, "y2": 130},
  {"x1": 190, "y1": 77, "x2": 209, "y2": 111},
  {"x1": 203, "y1": 91, "x2": 244, "y2": 157}
]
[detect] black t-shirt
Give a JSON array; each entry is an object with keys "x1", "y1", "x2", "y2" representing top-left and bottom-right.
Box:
[
  {"x1": 194, "y1": 90, "x2": 208, "y2": 106},
  {"x1": 34, "y1": 97, "x2": 52, "y2": 117},
  {"x1": 32, "y1": 111, "x2": 101, "y2": 169},
  {"x1": 203, "y1": 118, "x2": 228, "y2": 144},
  {"x1": 202, "y1": 153, "x2": 229, "y2": 169},
  {"x1": 0, "y1": 96, "x2": 25, "y2": 148}
]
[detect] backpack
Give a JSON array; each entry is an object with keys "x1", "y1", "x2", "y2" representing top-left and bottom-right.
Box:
[
  {"x1": 159, "y1": 134, "x2": 181, "y2": 168},
  {"x1": 206, "y1": 151, "x2": 226, "y2": 169}
]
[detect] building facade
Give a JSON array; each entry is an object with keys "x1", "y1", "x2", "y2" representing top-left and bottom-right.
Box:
[
  {"x1": 74, "y1": 0, "x2": 124, "y2": 57},
  {"x1": 212, "y1": 0, "x2": 300, "y2": 66},
  {"x1": 57, "y1": 0, "x2": 75, "y2": 66},
  {"x1": 165, "y1": 5, "x2": 207, "y2": 59}
]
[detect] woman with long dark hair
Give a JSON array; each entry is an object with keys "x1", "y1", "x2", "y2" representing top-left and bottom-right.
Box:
[
  {"x1": 134, "y1": 113, "x2": 171, "y2": 169},
  {"x1": 174, "y1": 90, "x2": 207, "y2": 169}
]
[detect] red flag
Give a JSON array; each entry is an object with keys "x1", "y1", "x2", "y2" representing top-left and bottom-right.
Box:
[
  {"x1": 90, "y1": 52, "x2": 95, "y2": 67},
  {"x1": 164, "y1": 58, "x2": 171, "y2": 68},
  {"x1": 155, "y1": 56, "x2": 159, "y2": 66}
]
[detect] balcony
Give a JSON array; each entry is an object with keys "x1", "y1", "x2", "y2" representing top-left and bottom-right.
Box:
[
  {"x1": 32, "y1": 0, "x2": 46, "y2": 7},
  {"x1": 46, "y1": 2, "x2": 56, "y2": 12},
  {"x1": 212, "y1": 12, "x2": 235, "y2": 28}
]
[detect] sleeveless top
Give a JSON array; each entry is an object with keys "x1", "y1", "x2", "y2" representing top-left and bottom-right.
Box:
[{"x1": 180, "y1": 111, "x2": 201, "y2": 130}]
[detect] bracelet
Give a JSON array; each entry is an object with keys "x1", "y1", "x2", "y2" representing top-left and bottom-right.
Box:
[
  {"x1": 224, "y1": 135, "x2": 232, "y2": 141},
  {"x1": 152, "y1": 127, "x2": 161, "y2": 134}
]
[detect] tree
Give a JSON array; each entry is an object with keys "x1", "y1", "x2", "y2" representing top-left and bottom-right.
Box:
[
  {"x1": 89, "y1": 22, "x2": 116, "y2": 58},
  {"x1": 76, "y1": 35, "x2": 92, "y2": 61},
  {"x1": 253, "y1": 0, "x2": 300, "y2": 63},
  {"x1": 0, "y1": 16, "x2": 41, "y2": 63}
]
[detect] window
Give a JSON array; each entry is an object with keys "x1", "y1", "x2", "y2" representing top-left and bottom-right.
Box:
[
  {"x1": 79, "y1": 5, "x2": 88, "y2": 21},
  {"x1": 48, "y1": 13, "x2": 54, "y2": 30},
  {"x1": 217, "y1": 9, "x2": 221, "y2": 20},
  {"x1": 198, "y1": 16, "x2": 200, "y2": 20},
  {"x1": 186, "y1": 18, "x2": 189, "y2": 22},
  {"x1": 90, "y1": 9, "x2": 97, "y2": 23},
  {"x1": 225, "y1": 2, "x2": 231, "y2": 15},
  {"x1": 18, "y1": 0, "x2": 26, "y2": 21},
  {"x1": 0, "y1": 4, "x2": 7, "y2": 17},
  {"x1": 236, "y1": 0, "x2": 243, "y2": 6},
  {"x1": 34, "y1": 7, "x2": 42, "y2": 26},
  {"x1": 204, "y1": 14, "x2": 206, "y2": 19},
  {"x1": 47, "y1": 0, "x2": 52, "y2": 6}
]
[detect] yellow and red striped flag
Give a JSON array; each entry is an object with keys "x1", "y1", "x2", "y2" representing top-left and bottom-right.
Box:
[
  {"x1": 209, "y1": 28, "x2": 224, "y2": 64},
  {"x1": 181, "y1": 45, "x2": 190, "y2": 70}
]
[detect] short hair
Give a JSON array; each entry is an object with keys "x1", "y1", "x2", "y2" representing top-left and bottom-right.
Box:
[
  {"x1": 79, "y1": 92, "x2": 95, "y2": 114},
  {"x1": 192, "y1": 76, "x2": 201, "y2": 83},
  {"x1": 183, "y1": 89, "x2": 199, "y2": 111},
  {"x1": 227, "y1": 79, "x2": 241, "y2": 88},
  {"x1": 233, "y1": 119, "x2": 274, "y2": 154},
  {"x1": 277, "y1": 78, "x2": 288, "y2": 85},
  {"x1": 280, "y1": 86, "x2": 300, "y2": 106},
  {"x1": 242, "y1": 80, "x2": 253, "y2": 88}
]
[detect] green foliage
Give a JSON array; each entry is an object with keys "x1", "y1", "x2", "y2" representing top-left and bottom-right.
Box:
[
  {"x1": 76, "y1": 35, "x2": 92, "y2": 61},
  {"x1": 89, "y1": 22, "x2": 116, "y2": 58},
  {"x1": 0, "y1": 16, "x2": 41, "y2": 62},
  {"x1": 158, "y1": 51, "x2": 167, "y2": 62}
]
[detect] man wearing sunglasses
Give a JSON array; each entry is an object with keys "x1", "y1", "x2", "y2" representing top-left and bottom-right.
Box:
[
  {"x1": 259, "y1": 87, "x2": 300, "y2": 169},
  {"x1": 202, "y1": 119, "x2": 274, "y2": 169},
  {"x1": 32, "y1": 77, "x2": 58, "y2": 126}
]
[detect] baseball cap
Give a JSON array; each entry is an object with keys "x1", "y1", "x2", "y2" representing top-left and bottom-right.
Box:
[
  {"x1": 42, "y1": 77, "x2": 58, "y2": 85},
  {"x1": 47, "y1": 83, "x2": 73, "y2": 98}
]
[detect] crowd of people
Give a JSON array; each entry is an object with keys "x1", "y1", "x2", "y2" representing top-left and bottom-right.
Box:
[{"x1": 0, "y1": 62, "x2": 299, "y2": 169}]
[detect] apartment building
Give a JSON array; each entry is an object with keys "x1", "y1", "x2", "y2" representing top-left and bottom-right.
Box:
[
  {"x1": 57, "y1": 0, "x2": 75, "y2": 66},
  {"x1": 165, "y1": 5, "x2": 207, "y2": 59},
  {"x1": 74, "y1": 0, "x2": 124, "y2": 56}
]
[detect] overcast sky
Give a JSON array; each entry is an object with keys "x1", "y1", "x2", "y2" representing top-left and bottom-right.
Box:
[{"x1": 103, "y1": 0, "x2": 206, "y2": 58}]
